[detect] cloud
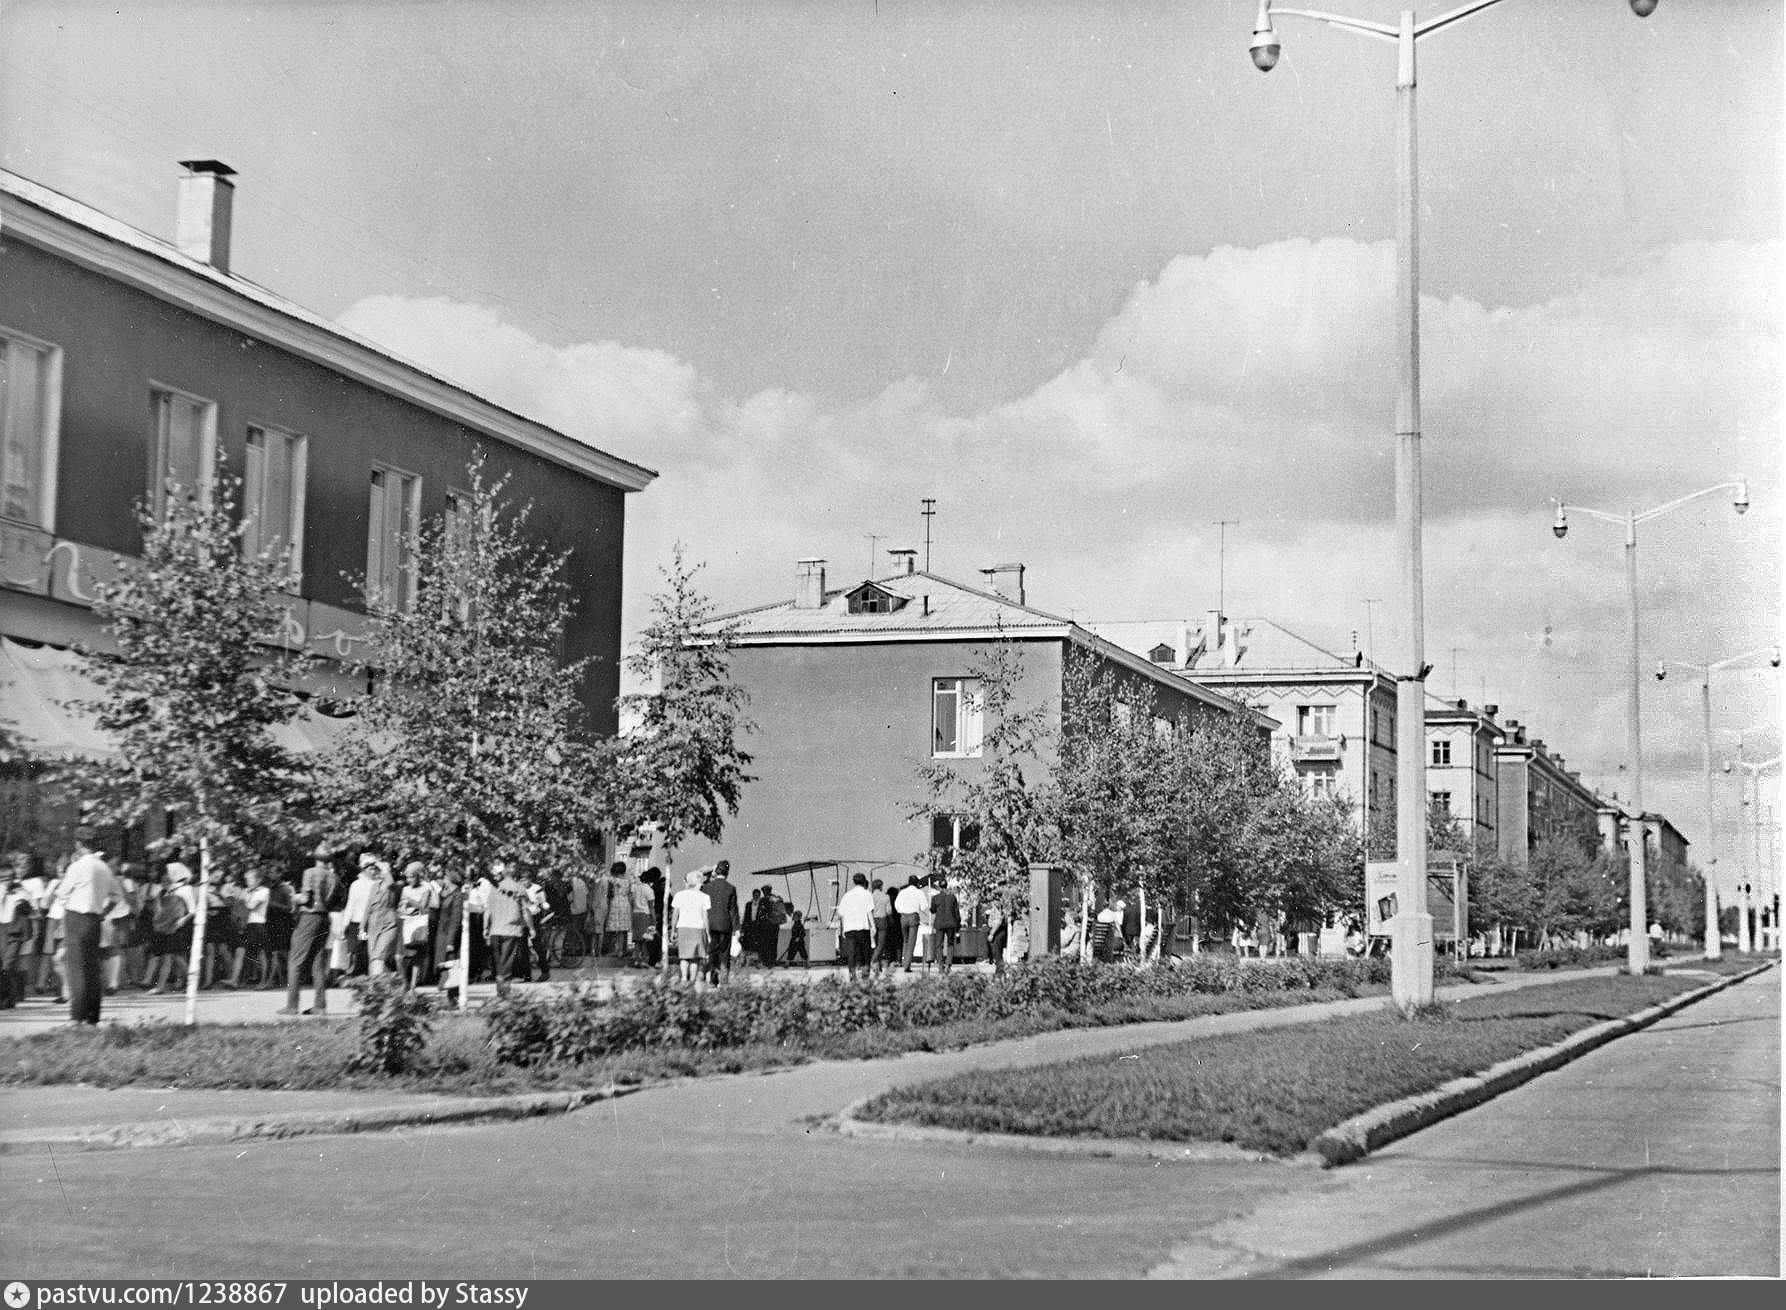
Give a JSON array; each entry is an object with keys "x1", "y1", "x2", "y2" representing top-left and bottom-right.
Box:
[{"x1": 337, "y1": 235, "x2": 1781, "y2": 881}]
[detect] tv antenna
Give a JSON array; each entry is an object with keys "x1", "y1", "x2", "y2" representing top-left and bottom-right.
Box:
[
  {"x1": 1213, "y1": 520, "x2": 1240, "y2": 616},
  {"x1": 921, "y1": 498, "x2": 936, "y2": 572}
]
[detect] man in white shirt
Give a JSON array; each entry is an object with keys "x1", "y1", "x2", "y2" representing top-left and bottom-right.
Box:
[
  {"x1": 894, "y1": 878, "x2": 926, "y2": 973},
  {"x1": 56, "y1": 829, "x2": 120, "y2": 1025},
  {"x1": 831, "y1": 872, "x2": 877, "y2": 981},
  {"x1": 342, "y1": 853, "x2": 376, "y2": 978}
]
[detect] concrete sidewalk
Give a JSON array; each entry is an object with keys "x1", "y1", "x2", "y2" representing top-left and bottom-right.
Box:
[{"x1": 0, "y1": 960, "x2": 1703, "y2": 1147}]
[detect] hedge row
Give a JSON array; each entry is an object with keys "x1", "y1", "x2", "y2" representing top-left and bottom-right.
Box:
[{"x1": 480, "y1": 954, "x2": 1396, "y2": 1066}]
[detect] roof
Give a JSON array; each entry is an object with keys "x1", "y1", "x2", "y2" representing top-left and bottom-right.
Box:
[
  {"x1": 710, "y1": 570, "x2": 1272, "y2": 725},
  {"x1": 0, "y1": 168, "x2": 656, "y2": 494},
  {"x1": 1090, "y1": 616, "x2": 1389, "y2": 679}
]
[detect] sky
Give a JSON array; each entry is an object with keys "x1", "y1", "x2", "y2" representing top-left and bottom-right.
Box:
[{"x1": 3, "y1": 0, "x2": 1781, "y2": 893}]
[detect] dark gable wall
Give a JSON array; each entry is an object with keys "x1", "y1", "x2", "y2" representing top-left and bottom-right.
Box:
[
  {"x1": 676, "y1": 637, "x2": 1066, "y2": 878},
  {"x1": 2, "y1": 238, "x2": 628, "y2": 733}
]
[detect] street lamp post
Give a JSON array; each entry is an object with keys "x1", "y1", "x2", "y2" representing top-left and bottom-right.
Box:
[
  {"x1": 1656, "y1": 646, "x2": 1781, "y2": 959},
  {"x1": 1247, "y1": 0, "x2": 1659, "y2": 1013},
  {"x1": 1552, "y1": 479, "x2": 1750, "y2": 974},
  {"x1": 1726, "y1": 752, "x2": 1781, "y2": 953}
]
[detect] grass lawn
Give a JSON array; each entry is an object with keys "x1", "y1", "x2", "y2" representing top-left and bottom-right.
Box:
[
  {"x1": 855, "y1": 971, "x2": 1731, "y2": 1157},
  {"x1": 0, "y1": 983, "x2": 1386, "y2": 1096}
]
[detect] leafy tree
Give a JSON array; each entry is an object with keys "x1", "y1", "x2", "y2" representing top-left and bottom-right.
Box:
[
  {"x1": 606, "y1": 546, "x2": 754, "y2": 971},
  {"x1": 69, "y1": 463, "x2": 314, "y2": 1021},
  {"x1": 1244, "y1": 780, "x2": 1364, "y2": 931},
  {"x1": 322, "y1": 457, "x2": 606, "y2": 899},
  {"x1": 1052, "y1": 650, "x2": 1180, "y2": 922},
  {"x1": 909, "y1": 635, "x2": 1054, "y2": 918},
  {"x1": 1532, "y1": 836, "x2": 1620, "y2": 942}
]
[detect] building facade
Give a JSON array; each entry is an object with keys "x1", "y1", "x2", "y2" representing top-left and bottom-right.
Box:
[
  {"x1": 1493, "y1": 719, "x2": 1605, "y2": 862},
  {"x1": 670, "y1": 564, "x2": 1275, "y2": 893},
  {"x1": 1, "y1": 162, "x2": 653, "y2": 730},
  {"x1": 1091, "y1": 613, "x2": 1398, "y2": 849},
  {"x1": 1424, "y1": 695, "x2": 1504, "y2": 852},
  {"x1": 1, "y1": 163, "x2": 653, "y2": 854}
]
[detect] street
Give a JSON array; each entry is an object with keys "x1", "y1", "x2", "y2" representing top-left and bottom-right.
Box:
[{"x1": 0, "y1": 968, "x2": 1775, "y2": 1279}]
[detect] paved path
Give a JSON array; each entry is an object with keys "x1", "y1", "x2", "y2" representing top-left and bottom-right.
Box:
[
  {"x1": 1148, "y1": 967, "x2": 1782, "y2": 1278},
  {"x1": 7, "y1": 965, "x2": 1763, "y2": 1279}
]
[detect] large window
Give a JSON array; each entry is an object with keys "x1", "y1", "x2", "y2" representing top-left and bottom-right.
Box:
[
  {"x1": 932, "y1": 677, "x2": 983, "y2": 758},
  {"x1": 1431, "y1": 738, "x2": 1452, "y2": 767},
  {"x1": 0, "y1": 328, "x2": 60, "y2": 529},
  {"x1": 1306, "y1": 768, "x2": 1337, "y2": 797},
  {"x1": 1297, "y1": 704, "x2": 1336, "y2": 738},
  {"x1": 366, "y1": 464, "x2": 420, "y2": 612},
  {"x1": 149, "y1": 386, "x2": 216, "y2": 517},
  {"x1": 243, "y1": 425, "x2": 307, "y2": 585}
]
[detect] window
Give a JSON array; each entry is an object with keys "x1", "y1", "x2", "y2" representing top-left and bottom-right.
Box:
[
  {"x1": 1148, "y1": 643, "x2": 1175, "y2": 664},
  {"x1": 1307, "y1": 768, "x2": 1337, "y2": 797},
  {"x1": 1431, "y1": 739, "x2": 1452, "y2": 767},
  {"x1": 1297, "y1": 704, "x2": 1336, "y2": 738},
  {"x1": 0, "y1": 328, "x2": 60, "y2": 529},
  {"x1": 366, "y1": 464, "x2": 421, "y2": 612},
  {"x1": 442, "y1": 488, "x2": 490, "y2": 623},
  {"x1": 149, "y1": 386, "x2": 216, "y2": 516},
  {"x1": 929, "y1": 814, "x2": 980, "y2": 865},
  {"x1": 1432, "y1": 791, "x2": 1452, "y2": 816},
  {"x1": 932, "y1": 677, "x2": 983, "y2": 757},
  {"x1": 243, "y1": 425, "x2": 306, "y2": 584}
]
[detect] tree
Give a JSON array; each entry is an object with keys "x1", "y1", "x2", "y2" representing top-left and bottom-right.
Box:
[
  {"x1": 321, "y1": 457, "x2": 608, "y2": 1001},
  {"x1": 1052, "y1": 650, "x2": 1181, "y2": 931},
  {"x1": 70, "y1": 462, "x2": 314, "y2": 1023},
  {"x1": 909, "y1": 635, "x2": 1054, "y2": 918},
  {"x1": 606, "y1": 546, "x2": 754, "y2": 974}
]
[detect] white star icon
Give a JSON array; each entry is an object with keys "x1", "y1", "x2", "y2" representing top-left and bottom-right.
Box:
[{"x1": 4, "y1": 1282, "x2": 31, "y2": 1309}]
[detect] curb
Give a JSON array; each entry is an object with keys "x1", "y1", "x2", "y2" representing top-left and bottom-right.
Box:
[
  {"x1": 831, "y1": 961, "x2": 1776, "y2": 1169},
  {"x1": 1307, "y1": 959, "x2": 1776, "y2": 1167},
  {"x1": 0, "y1": 1083, "x2": 638, "y2": 1155}
]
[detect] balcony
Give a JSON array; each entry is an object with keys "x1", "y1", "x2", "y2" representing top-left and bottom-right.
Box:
[{"x1": 1291, "y1": 733, "x2": 1343, "y2": 762}]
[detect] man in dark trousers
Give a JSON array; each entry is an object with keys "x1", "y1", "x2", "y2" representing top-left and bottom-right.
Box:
[
  {"x1": 704, "y1": 860, "x2": 739, "y2": 985},
  {"x1": 55, "y1": 829, "x2": 119, "y2": 1025},
  {"x1": 280, "y1": 845, "x2": 342, "y2": 1016},
  {"x1": 930, "y1": 875, "x2": 962, "y2": 975}
]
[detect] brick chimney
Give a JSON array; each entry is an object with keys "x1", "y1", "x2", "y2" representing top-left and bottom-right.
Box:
[
  {"x1": 794, "y1": 558, "x2": 827, "y2": 609},
  {"x1": 175, "y1": 160, "x2": 236, "y2": 274}
]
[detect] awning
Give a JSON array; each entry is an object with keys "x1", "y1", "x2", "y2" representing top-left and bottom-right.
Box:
[{"x1": 0, "y1": 636, "x2": 356, "y2": 763}]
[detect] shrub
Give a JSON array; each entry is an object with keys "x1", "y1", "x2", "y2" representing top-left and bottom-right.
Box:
[{"x1": 348, "y1": 975, "x2": 437, "y2": 1075}]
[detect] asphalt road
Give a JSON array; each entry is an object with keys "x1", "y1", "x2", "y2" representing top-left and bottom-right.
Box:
[
  {"x1": 1151, "y1": 967, "x2": 1782, "y2": 1278},
  {"x1": 0, "y1": 968, "x2": 1775, "y2": 1279}
]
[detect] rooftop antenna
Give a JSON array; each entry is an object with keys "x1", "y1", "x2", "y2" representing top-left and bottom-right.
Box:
[
  {"x1": 863, "y1": 532, "x2": 884, "y2": 578},
  {"x1": 921, "y1": 498, "x2": 936, "y2": 572},
  {"x1": 1449, "y1": 645, "x2": 1462, "y2": 697},
  {"x1": 1213, "y1": 519, "x2": 1240, "y2": 616},
  {"x1": 1362, "y1": 598, "x2": 1382, "y2": 667}
]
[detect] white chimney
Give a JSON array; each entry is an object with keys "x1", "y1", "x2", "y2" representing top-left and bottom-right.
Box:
[
  {"x1": 888, "y1": 548, "x2": 918, "y2": 575},
  {"x1": 175, "y1": 159, "x2": 236, "y2": 274},
  {"x1": 979, "y1": 563, "x2": 1026, "y2": 605},
  {"x1": 794, "y1": 558, "x2": 827, "y2": 609},
  {"x1": 1205, "y1": 609, "x2": 1223, "y2": 662}
]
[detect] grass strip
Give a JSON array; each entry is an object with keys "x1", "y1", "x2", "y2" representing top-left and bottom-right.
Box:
[
  {"x1": 0, "y1": 984, "x2": 1379, "y2": 1095},
  {"x1": 855, "y1": 972, "x2": 1712, "y2": 1157}
]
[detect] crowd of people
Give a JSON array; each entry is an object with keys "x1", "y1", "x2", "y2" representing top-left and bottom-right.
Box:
[{"x1": 1, "y1": 834, "x2": 1026, "y2": 1023}]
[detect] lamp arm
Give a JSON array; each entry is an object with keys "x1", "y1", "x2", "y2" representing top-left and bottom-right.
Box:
[
  {"x1": 1266, "y1": 5, "x2": 1399, "y2": 40},
  {"x1": 1634, "y1": 480, "x2": 1746, "y2": 525},
  {"x1": 1555, "y1": 502, "x2": 1627, "y2": 527},
  {"x1": 1711, "y1": 646, "x2": 1781, "y2": 673},
  {"x1": 1414, "y1": 0, "x2": 1509, "y2": 39}
]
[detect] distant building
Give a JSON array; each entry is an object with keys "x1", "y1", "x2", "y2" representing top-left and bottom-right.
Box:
[
  {"x1": 1091, "y1": 612, "x2": 1398, "y2": 846},
  {"x1": 1, "y1": 162, "x2": 654, "y2": 851},
  {"x1": 1493, "y1": 719, "x2": 1603, "y2": 862},
  {"x1": 669, "y1": 563, "x2": 1275, "y2": 895},
  {"x1": 1424, "y1": 695, "x2": 1504, "y2": 851}
]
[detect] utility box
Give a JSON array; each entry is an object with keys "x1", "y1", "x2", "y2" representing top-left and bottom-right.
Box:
[{"x1": 1028, "y1": 863, "x2": 1063, "y2": 958}]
